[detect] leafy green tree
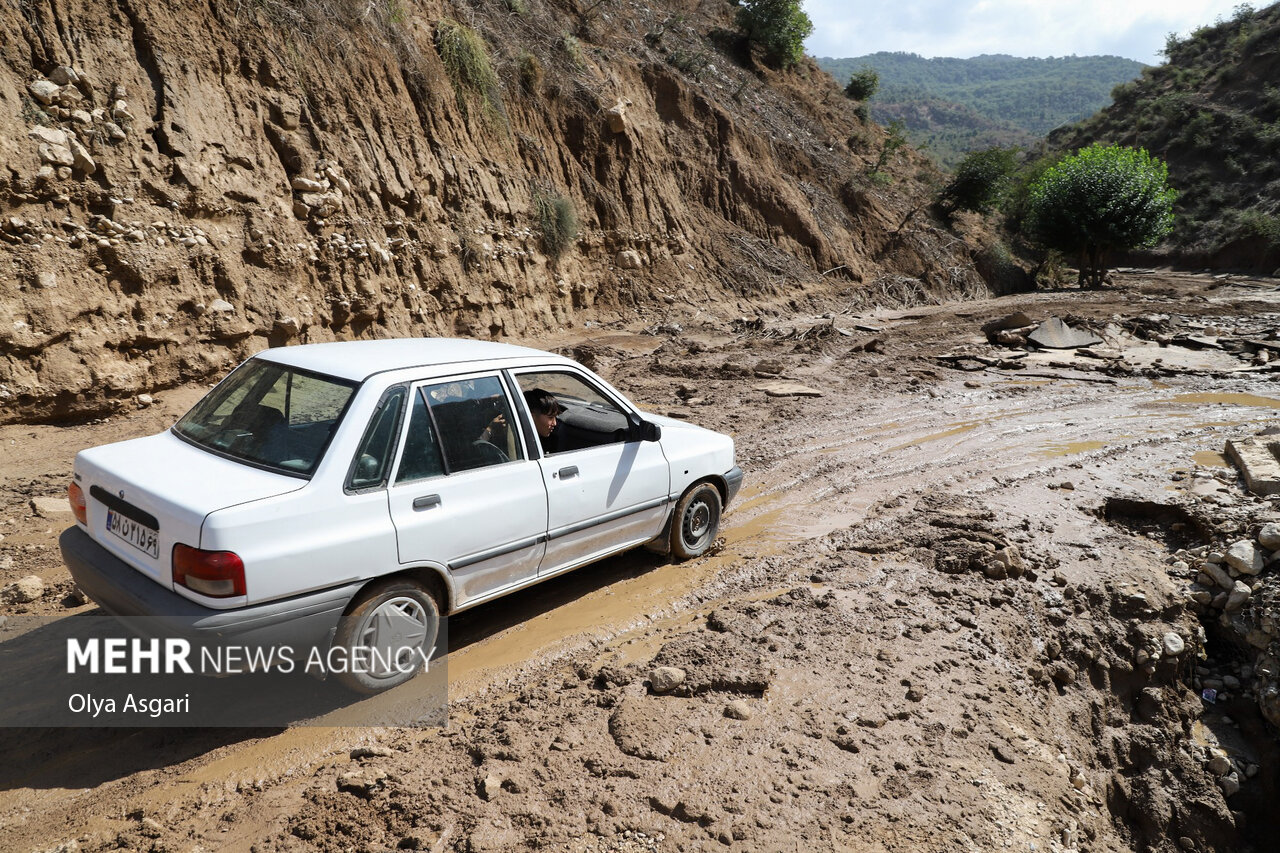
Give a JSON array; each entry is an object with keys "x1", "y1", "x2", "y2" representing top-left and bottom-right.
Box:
[
  {"x1": 844, "y1": 66, "x2": 879, "y2": 101},
  {"x1": 1025, "y1": 144, "x2": 1176, "y2": 288},
  {"x1": 736, "y1": 0, "x2": 813, "y2": 69},
  {"x1": 939, "y1": 147, "x2": 1019, "y2": 214}
]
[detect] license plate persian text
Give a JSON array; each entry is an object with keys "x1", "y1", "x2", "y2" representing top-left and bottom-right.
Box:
[{"x1": 106, "y1": 509, "x2": 159, "y2": 559}]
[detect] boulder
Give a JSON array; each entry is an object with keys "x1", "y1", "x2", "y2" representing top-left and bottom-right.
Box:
[
  {"x1": 38, "y1": 142, "x2": 75, "y2": 168},
  {"x1": 1258, "y1": 522, "x2": 1280, "y2": 551},
  {"x1": 50, "y1": 65, "x2": 80, "y2": 86},
  {"x1": 31, "y1": 495, "x2": 71, "y2": 517},
  {"x1": 291, "y1": 176, "x2": 328, "y2": 193},
  {"x1": 68, "y1": 137, "x2": 96, "y2": 174},
  {"x1": 28, "y1": 79, "x2": 60, "y2": 105},
  {"x1": 1225, "y1": 540, "x2": 1264, "y2": 575},
  {"x1": 616, "y1": 249, "x2": 642, "y2": 270},
  {"x1": 755, "y1": 382, "x2": 823, "y2": 398},
  {"x1": 1202, "y1": 560, "x2": 1234, "y2": 590},
  {"x1": 28, "y1": 126, "x2": 68, "y2": 146},
  {"x1": 3, "y1": 575, "x2": 45, "y2": 603},
  {"x1": 981, "y1": 312, "x2": 1035, "y2": 334},
  {"x1": 649, "y1": 666, "x2": 686, "y2": 694},
  {"x1": 1225, "y1": 581, "x2": 1252, "y2": 612},
  {"x1": 605, "y1": 100, "x2": 627, "y2": 134}
]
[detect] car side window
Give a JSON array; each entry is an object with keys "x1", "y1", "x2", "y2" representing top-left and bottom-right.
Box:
[
  {"x1": 348, "y1": 386, "x2": 407, "y2": 491},
  {"x1": 513, "y1": 371, "x2": 631, "y2": 453},
  {"x1": 395, "y1": 375, "x2": 523, "y2": 481},
  {"x1": 394, "y1": 389, "x2": 446, "y2": 483},
  {"x1": 426, "y1": 375, "x2": 524, "y2": 472}
]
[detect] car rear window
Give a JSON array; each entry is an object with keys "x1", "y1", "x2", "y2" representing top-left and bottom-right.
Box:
[{"x1": 173, "y1": 358, "x2": 357, "y2": 476}]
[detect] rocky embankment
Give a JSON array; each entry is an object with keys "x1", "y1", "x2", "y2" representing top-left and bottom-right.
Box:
[
  {"x1": 1170, "y1": 490, "x2": 1280, "y2": 731},
  {"x1": 1, "y1": 0, "x2": 994, "y2": 424}
]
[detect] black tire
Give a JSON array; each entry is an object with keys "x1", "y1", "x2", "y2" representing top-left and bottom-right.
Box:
[
  {"x1": 332, "y1": 577, "x2": 440, "y2": 695},
  {"x1": 669, "y1": 482, "x2": 722, "y2": 560}
]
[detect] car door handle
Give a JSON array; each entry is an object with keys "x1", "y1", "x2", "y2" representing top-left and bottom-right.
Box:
[
  {"x1": 412, "y1": 494, "x2": 442, "y2": 511},
  {"x1": 556, "y1": 466, "x2": 579, "y2": 480}
]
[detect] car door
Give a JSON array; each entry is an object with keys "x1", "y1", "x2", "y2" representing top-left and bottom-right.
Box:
[
  {"x1": 387, "y1": 373, "x2": 548, "y2": 608},
  {"x1": 510, "y1": 368, "x2": 670, "y2": 575}
]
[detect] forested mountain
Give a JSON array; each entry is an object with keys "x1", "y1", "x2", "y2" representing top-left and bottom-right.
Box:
[
  {"x1": 816, "y1": 53, "x2": 1145, "y2": 167},
  {"x1": 1048, "y1": 3, "x2": 1280, "y2": 269}
]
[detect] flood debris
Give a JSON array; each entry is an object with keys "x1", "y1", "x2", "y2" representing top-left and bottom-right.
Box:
[
  {"x1": 981, "y1": 311, "x2": 1037, "y2": 346},
  {"x1": 962, "y1": 307, "x2": 1280, "y2": 381},
  {"x1": 1027, "y1": 317, "x2": 1104, "y2": 350},
  {"x1": 935, "y1": 351, "x2": 1026, "y2": 371},
  {"x1": 1226, "y1": 434, "x2": 1280, "y2": 496},
  {"x1": 754, "y1": 381, "x2": 823, "y2": 398}
]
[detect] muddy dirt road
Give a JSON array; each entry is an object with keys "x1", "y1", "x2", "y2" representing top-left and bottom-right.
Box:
[{"x1": 2, "y1": 273, "x2": 1280, "y2": 852}]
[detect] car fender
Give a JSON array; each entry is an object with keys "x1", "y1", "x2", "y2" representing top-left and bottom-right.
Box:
[{"x1": 644, "y1": 414, "x2": 736, "y2": 498}]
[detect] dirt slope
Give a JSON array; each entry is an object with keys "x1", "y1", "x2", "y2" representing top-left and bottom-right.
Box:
[{"x1": 0, "y1": 0, "x2": 991, "y2": 424}]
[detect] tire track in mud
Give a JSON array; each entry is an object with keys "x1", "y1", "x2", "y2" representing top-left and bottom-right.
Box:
[{"x1": 730, "y1": 367, "x2": 1280, "y2": 548}]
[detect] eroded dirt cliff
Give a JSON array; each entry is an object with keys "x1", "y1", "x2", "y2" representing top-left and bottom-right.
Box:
[{"x1": 0, "y1": 0, "x2": 989, "y2": 423}]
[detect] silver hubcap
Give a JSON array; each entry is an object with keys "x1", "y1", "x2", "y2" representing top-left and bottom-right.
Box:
[{"x1": 356, "y1": 595, "x2": 434, "y2": 679}]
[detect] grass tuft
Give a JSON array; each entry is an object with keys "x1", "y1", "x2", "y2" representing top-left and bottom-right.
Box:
[
  {"x1": 436, "y1": 18, "x2": 504, "y2": 124},
  {"x1": 533, "y1": 190, "x2": 578, "y2": 260}
]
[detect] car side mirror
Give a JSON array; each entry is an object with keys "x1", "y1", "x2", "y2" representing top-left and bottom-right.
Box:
[{"x1": 628, "y1": 412, "x2": 661, "y2": 442}]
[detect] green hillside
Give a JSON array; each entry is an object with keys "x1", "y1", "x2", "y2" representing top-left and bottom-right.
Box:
[
  {"x1": 1047, "y1": 3, "x2": 1280, "y2": 269},
  {"x1": 816, "y1": 53, "x2": 1145, "y2": 167}
]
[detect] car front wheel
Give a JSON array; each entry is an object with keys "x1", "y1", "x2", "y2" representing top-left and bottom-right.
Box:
[
  {"x1": 332, "y1": 577, "x2": 440, "y2": 694},
  {"x1": 670, "y1": 482, "x2": 722, "y2": 560}
]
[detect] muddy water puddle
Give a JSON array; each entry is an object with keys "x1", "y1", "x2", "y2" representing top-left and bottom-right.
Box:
[
  {"x1": 723, "y1": 504, "x2": 804, "y2": 550},
  {"x1": 443, "y1": 503, "x2": 812, "y2": 694},
  {"x1": 1193, "y1": 450, "x2": 1232, "y2": 467},
  {"x1": 1037, "y1": 439, "x2": 1111, "y2": 458},
  {"x1": 887, "y1": 421, "x2": 981, "y2": 451},
  {"x1": 1171, "y1": 392, "x2": 1280, "y2": 409}
]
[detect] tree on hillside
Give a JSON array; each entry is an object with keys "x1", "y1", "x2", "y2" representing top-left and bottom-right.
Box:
[
  {"x1": 1024, "y1": 144, "x2": 1176, "y2": 288},
  {"x1": 736, "y1": 0, "x2": 813, "y2": 69},
  {"x1": 844, "y1": 66, "x2": 879, "y2": 101},
  {"x1": 939, "y1": 147, "x2": 1019, "y2": 214}
]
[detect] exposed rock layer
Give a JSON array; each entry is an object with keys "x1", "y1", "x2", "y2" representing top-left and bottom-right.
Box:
[{"x1": 0, "y1": 0, "x2": 989, "y2": 423}]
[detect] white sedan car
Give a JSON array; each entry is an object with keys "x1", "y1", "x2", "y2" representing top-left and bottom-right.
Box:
[{"x1": 62, "y1": 339, "x2": 742, "y2": 693}]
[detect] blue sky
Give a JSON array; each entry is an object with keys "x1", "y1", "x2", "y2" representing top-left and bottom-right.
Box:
[{"x1": 804, "y1": 1, "x2": 1254, "y2": 65}]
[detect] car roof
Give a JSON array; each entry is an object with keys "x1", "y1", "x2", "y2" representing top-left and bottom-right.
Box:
[{"x1": 253, "y1": 338, "x2": 566, "y2": 382}]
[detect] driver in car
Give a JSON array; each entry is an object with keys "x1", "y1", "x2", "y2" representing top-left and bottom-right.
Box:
[{"x1": 523, "y1": 388, "x2": 565, "y2": 454}]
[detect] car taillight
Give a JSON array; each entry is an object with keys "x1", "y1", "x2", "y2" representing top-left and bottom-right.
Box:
[
  {"x1": 172, "y1": 543, "x2": 246, "y2": 598},
  {"x1": 68, "y1": 482, "x2": 87, "y2": 525}
]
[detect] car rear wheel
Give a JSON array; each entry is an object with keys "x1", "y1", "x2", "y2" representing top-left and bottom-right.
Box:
[
  {"x1": 333, "y1": 577, "x2": 440, "y2": 694},
  {"x1": 670, "y1": 482, "x2": 722, "y2": 560}
]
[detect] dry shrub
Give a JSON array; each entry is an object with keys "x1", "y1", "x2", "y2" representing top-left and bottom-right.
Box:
[{"x1": 436, "y1": 18, "x2": 504, "y2": 124}]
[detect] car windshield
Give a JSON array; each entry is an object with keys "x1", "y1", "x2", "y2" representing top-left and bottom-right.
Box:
[{"x1": 173, "y1": 358, "x2": 358, "y2": 476}]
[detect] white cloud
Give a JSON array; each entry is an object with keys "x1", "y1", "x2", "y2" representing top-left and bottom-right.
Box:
[{"x1": 804, "y1": 0, "x2": 1250, "y2": 63}]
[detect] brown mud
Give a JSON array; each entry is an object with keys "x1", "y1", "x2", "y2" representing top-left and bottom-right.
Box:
[{"x1": 3, "y1": 272, "x2": 1280, "y2": 852}]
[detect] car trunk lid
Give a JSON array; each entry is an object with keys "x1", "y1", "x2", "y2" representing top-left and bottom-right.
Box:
[{"x1": 74, "y1": 430, "x2": 305, "y2": 591}]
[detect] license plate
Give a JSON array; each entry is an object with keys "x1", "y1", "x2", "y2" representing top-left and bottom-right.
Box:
[{"x1": 106, "y1": 509, "x2": 159, "y2": 559}]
